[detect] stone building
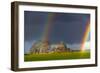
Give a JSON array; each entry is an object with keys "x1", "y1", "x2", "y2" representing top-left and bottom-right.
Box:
[
  {"x1": 39, "y1": 40, "x2": 49, "y2": 53},
  {"x1": 30, "y1": 40, "x2": 71, "y2": 54},
  {"x1": 30, "y1": 40, "x2": 50, "y2": 54},
  {"x1": 54, "y1": 41, "x2": 67, "y2": 52}
]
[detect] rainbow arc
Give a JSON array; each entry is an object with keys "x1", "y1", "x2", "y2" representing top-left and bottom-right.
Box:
[
  {"x1": 42, "y1": 13, "x2": 55, "y2": 41},
  {"x1": 80, "y1": 19, "x2": 90, "y2": 52}
]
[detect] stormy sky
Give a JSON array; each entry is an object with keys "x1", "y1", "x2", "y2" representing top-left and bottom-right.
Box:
[{"x1": 24, "y1": 11, "x2": 90, "y2": 53}]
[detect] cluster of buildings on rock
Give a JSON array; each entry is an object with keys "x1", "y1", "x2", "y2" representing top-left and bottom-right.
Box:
[{"x1": 30, "y1": 40, "x2": 72, "y2": 54}]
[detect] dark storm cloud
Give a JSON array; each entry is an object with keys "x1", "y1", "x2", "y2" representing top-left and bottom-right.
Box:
[
  {"x1": 24, "y1": 11, "x2": 48, "y2": 41},
  {"x1": 47, "y1": 13, "x2": 90, "y2": 44}
]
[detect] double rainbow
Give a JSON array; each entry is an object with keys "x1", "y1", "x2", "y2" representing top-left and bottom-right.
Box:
[{"x1": 41, "y1": 12, "x2": 90, "y2": 51}]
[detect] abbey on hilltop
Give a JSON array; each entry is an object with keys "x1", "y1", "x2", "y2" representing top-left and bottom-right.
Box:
[{"x1": 30, "y1": 40, "x2": 71, "y2": 54}]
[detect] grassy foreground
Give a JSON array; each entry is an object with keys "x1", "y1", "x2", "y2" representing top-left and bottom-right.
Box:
[{"x1": 24, "y1": 51, "x2": 90, "y2": 62}]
